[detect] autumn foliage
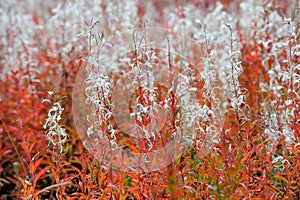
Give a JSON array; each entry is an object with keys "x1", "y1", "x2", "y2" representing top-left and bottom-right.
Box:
[{"x1": 0, "y1": 0, "x2": 300, "y2": 199}]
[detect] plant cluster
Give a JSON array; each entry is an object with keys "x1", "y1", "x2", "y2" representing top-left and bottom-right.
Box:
[{"x1": 0, "y1": 0, "x2": 299, "y2": 199}]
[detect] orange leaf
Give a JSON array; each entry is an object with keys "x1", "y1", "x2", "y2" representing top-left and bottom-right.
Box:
[
  {"x1": 51, "y1": 168, "x2": 60, "y2": 184},
  {"x1": 33, "y1": 166, "x2": 50, "y2": 187},
  {"x1": 29, "y1": 141, "x2": 37, "y2": 152},
  {"x1": 273, "y1": 174, "x2": 289, "y2": 184},
  {"x1": 34, "y1": 158, "x2": 43, "y2": 173},
  {"x1": 18, "y1": 176, "x2": 27, "y2": 189}
]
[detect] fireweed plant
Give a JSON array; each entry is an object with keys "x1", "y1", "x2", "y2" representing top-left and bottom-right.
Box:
[
  {"x1": 43, "y1": 92, "x2": 68, "y2": 153},
  {"x1": 72, "y1": 21, "x2": 224, "y2": 173},
  {"x1": 0, "y1": 0, "x2": 300, "y2": 199}
]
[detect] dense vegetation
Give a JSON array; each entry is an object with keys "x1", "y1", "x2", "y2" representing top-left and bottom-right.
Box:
[{"x1": 0, "y1": 0, "x2": 299, "y2": 199}]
